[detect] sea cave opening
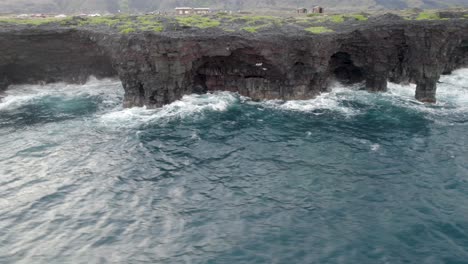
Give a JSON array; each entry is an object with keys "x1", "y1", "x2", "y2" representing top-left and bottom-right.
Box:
[
  {"x1": 329, "y1": 52, "x2": 365, "y2": 85},
  {"x1": 191, "y1": 50, "x2": 282, "y2": 99}
]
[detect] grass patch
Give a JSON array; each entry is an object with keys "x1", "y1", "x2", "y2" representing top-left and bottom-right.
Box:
[
  {"x1": 305, "y1": 26, "x2": 334, "y2": 34},
  {"x1": 0, "y1": 17, "x2": 62, "y2": 26},
  {"x1": 120, "y1": 26, "x2": 136, "y2": 34},
  {"x1": 242, "y1": 25, "x2": 270, "y2": 33},
  {"x1": 243, "y1": 26, "x2": 258, "y2": 33},
  {"x1": 231, "y1": 15, "x2": 281, "y2": 24},
  {"x1": 61, "y1": 15, "x2": 165, "y2": 33},
  {"x1": 415, "y1": 11, "x2": 441, "y2": 20},
  {"x1": 306, "y1": 14, "x2": 368, "y2": 24},
  {"x1": 140, "y1": 25, "x2": 164, "y2": 32},
  {"x1": 60, "y1": 15, "x2": 131, "y2": 27},
  {"x1": 329, "y1": 15, "x2": 345, "y2": 23},
  {"x1": 136, "y1": 15, "x2": 164, "y2": 32},
  {"x1": 176, "y1": 15, "x2": 220, "y2": 28},
  {"x1": 80, "y1": 16, "x2": 121, "y2": 26},
  {"x1": 216, "y1": 12, "x2": 229, "y2": 17},
  {"x1": 306, "y1": 14, "x2": 344, "y2": 23},
  {"x1": 349, "y1": 14, "x2": 368, "y2": 21},
  {"x1": 232, "y1": 15, "x2": 281, "y2": 32}
]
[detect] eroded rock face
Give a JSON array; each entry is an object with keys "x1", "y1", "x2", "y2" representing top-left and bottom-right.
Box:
[
  {"x1": 0, "y1": 28, "x2": 116, "y2": 91},
  {"x1": 1, "y1": 20, "x2": 468, "y2": 107}
]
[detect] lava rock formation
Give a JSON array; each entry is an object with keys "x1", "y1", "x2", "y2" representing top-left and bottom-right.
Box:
[{"x1": 1, "y1": 18, "x2": 468, "y2": 107}]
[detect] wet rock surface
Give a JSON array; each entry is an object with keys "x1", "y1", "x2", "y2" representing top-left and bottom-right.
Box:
[{"x1": 1, "y1": 17, "x2": 468, "y2": 107}]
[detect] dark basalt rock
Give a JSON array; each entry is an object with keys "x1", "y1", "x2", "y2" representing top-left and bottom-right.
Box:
[
  {"x1": 0, "y1": 28, "x2": 116, "y2": 90},
  {"x1": 1, "y1": 19, "x2": 468, "y2": 108},
  {"x1": 369, "y1": 13, "x2": 405, "y2": 22}
]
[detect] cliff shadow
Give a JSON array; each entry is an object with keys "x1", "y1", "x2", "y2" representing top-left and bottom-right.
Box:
[
  {"x1": 190, "y1": 49, "x2": 284, "y2": 100},
  {"x1": 328, "y1": 52, "x2": 365, "y2": 85},
  {"x1": 449, "y1": 40, "x2": 468, "y2": 73},
  {"x1": 0, "y1": 31, "x2": 118, "y2": 92}
]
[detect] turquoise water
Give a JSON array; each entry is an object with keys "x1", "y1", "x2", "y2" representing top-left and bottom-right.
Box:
[{"x1": 0, "y1": 70, "x2": 468, "y2": 264}]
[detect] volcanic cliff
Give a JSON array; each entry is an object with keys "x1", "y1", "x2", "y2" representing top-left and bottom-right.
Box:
[{"x1": 1, "y1": 14, "x2": 468, "y2": 107}]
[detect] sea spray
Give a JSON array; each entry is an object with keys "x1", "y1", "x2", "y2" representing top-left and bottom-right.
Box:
[
  {"x1": 0, "y1": 77, "x2": 123, "y2": 112},
  {"x1": 1, "y1": 69, "x2": 468, "y2": 264},
  {"x1": 100, "y1": 91, "x2": 240, "y2": 128}
]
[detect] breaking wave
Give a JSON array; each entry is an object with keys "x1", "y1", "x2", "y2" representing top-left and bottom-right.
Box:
[
  {"x1": 1, "y1": 69, "x2": 467, "y2": 127},
  {"x1": 99, "y1": 91, "x2": 240, "y2": 128},
  {"x1": 1, "y1": 69, "x2": 468, "y2": 264},
  {"x1": 259, "y1": 68, "x2": 468, "y2": 119},
  {"x1": 257, "y1": 84, "x2": 362, "y2": 117},
  {"x1": 0, "y1": 77, "x2": 123, "y2": 112}
]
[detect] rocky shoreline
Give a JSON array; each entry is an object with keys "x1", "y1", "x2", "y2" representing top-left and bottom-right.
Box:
[{"x1": 1, "y1": 14, "x2": 468, "y2": 107}]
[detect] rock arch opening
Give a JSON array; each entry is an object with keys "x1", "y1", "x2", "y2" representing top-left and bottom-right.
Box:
[
  {"x1": 191, "y1": 49, "x2": 283, "y2": 100},
  {"x1": 452, "y1": 40, "x2": 468, "y2": 70},
  {"x1": 329, "y1": 52, "x2": 364, "y2": 85}
]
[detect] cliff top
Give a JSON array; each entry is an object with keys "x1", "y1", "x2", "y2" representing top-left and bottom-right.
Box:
[
  {"x1": 1, "y1": 9, "x2": 468, "y2": 36},
  {"x1": 1, "y1": 0, "x2": 468, "y2": 13}
]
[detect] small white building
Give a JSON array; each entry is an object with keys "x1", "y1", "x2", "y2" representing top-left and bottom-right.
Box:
[
  {"x1": 194, "y1": 8, "x2": 211, "y2": 15},
  {"x1": 175, "y1": 7, "x2": 193, "y2": 15}
]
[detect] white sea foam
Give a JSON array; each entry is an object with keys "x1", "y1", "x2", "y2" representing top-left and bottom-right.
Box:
[
  {"x1": 437, "y1": 69, "x2": 468, "y2": 107},
  {"x1": 384, "y1": 69, "x2": 468, "y2": 117},
  {"x1": 252, "y1": 68, "x2": 468, "y2": 119},
  {"x1": 99, "y1": 91, "x2": 239, "y2": 127},
  {"x1": 272, "y1": 70, "x2": 458, "y2": 116},
  {"x1": 2, "y1": 69, "x2": 467, "y2": 125},
  {"x1": 0, "y1": 77, "x2": 123, "y2": 111},
  {"x1": 371, "y1": 144, "x2": 381, "y2": 152},
  {"x1": 257, "y1": 83, "x2": 362, "y2": 116}
]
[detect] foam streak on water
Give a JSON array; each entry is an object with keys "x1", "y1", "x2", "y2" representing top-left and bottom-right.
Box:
[{"x1": 0, "y1": 71, "x2": 468, "y2": 263}]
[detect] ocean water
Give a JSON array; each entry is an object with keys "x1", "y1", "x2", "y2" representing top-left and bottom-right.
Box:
[{"x1": 0, "y1": 69, "x2": 467, "y2": 264}]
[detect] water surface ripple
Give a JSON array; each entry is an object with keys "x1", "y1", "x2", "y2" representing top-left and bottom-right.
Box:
[{"x1": 1, "y1": 70, "x2": 468, "y2": 263}]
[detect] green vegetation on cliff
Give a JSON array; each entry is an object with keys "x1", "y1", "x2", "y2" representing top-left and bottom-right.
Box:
[
  {"x1": 62, "y1": 15, "x2": 165, "y2": 33},
  {"x1": 306, "y1": 14, "x2": 369, "y2": 23},
  {"x1": 78, "y1": 16, "x2": 121, "y2": 26},
  {"x1": 137, "y1": 16, "x2": 164, "y2": 32},
  {"x1": 176, "y1": 16, "x2": 220, "y2": 28},
  {"x1": 235, "y1": 15, "x2": 282, "y2": 33},
  {"x1": 119, "y1": 26, "x2": 136, "y2": 34},
  {"x1": 0, "y1": 17, "x2": 61, "y2": 25},
  {"x1": 1, "y1": 0, "x2": 468, "y2": 14},
  {"x1": 0, "y1": 10, "x2": 466, "y2": 36},
  {"x1": 305, "y1": 26, "x2": 334, "y2": 34},
  {"x1": 415, "y1": 11, "x2": 442, "y2": 20}
]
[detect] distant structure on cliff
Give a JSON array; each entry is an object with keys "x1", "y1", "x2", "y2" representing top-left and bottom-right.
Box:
[
  {"x1": 297, "y1": 8, "x2": 308, "y2": 14},
  {"x1": 175, "y1": 7, "x2": 193, "y2": 15},
  {"x1": 175, "y1": 7, "x2": 211, "y2": 15},
  {"x1": 296, "y1": 6, "x2": 324, "y2": 14},
  {"x1": 194, "y1": 8, "x2": 211, "y2": 15},
  {"x1": 312, "y1": 6, "x2": 324, "y2": 14}
]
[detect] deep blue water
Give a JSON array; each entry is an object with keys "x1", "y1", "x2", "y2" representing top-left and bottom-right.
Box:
[{"x1": 0, "y1": 70, "x2": 468, "y2": 264}]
